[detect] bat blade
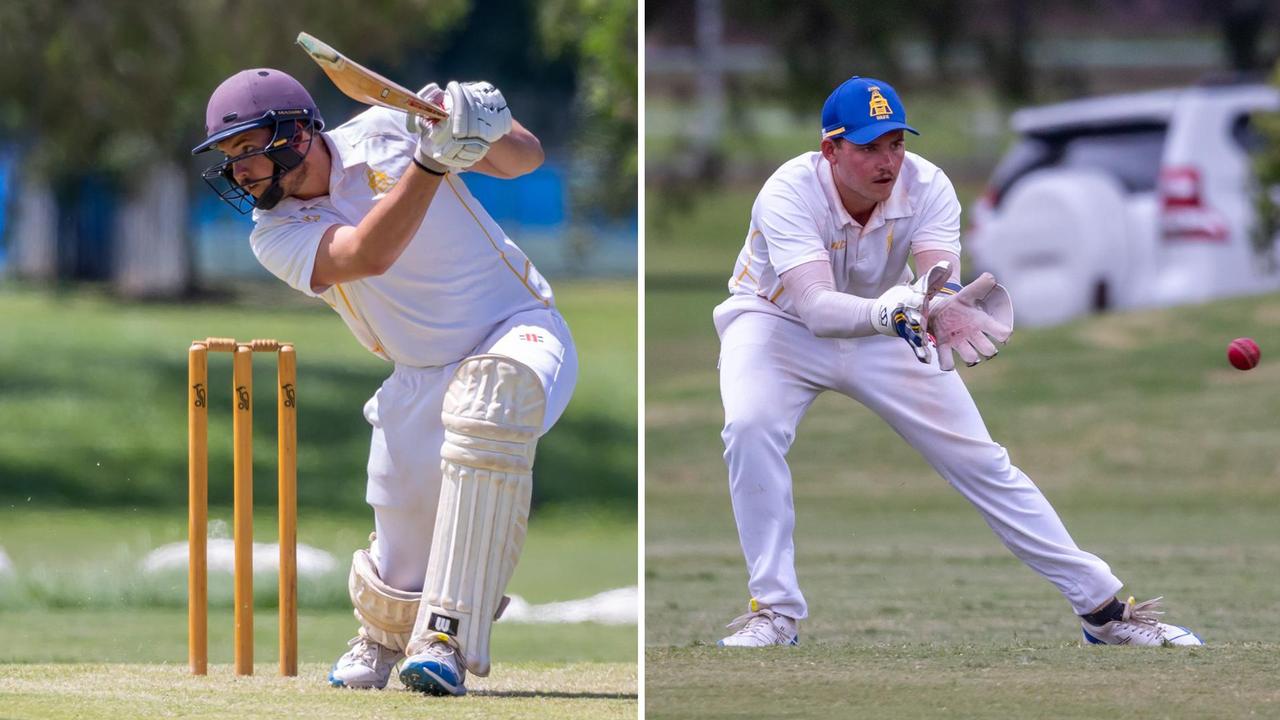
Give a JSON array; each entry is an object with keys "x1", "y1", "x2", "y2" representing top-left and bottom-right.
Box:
[{"x1": 295, "y1": 32, "x2": 448, "y2": 122}]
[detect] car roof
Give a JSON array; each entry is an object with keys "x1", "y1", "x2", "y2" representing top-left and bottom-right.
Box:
[{"x1": 1010, "y1": 83, "x2": 1279, "y2": 134}]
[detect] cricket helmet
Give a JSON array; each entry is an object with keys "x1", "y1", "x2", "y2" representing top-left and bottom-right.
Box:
[{"x1": 192, "y1": 69, "x2": 325, "y2": 213}]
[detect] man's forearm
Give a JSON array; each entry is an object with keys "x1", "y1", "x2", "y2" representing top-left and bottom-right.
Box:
[
  {"x1": 781, "y1": 260, "x2": 878, "y2": 338},
  {"x1": 472, "y1": 120, "x2": 544, "y2": 178},
  {"x1": 913, "y1": 249, "x2": 960, "y2": 284},
  {"x1": 310, "y1": 162, "x2": 442, "y2": 289}
]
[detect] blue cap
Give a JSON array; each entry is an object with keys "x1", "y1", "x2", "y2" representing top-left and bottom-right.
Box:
[{"x1": 821, "y1": 76, "x2": 919, "y2": 144}]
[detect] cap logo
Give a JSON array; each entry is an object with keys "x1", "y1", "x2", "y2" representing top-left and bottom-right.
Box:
[{"x1": 867, "y1": 86, "x2": 893, "y2": 120}]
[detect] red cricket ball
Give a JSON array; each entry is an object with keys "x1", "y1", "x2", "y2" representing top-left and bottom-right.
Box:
[{"x1": 1227, "y1": 337, "x2": 1261, "y2": 371}]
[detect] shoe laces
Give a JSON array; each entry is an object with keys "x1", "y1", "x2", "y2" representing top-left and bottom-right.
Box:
[
  {"x1": 423, "y1": 633, "x2": 467, "y2": 670},
  {"x1": 725, "y1": 608, "x2": 783, "y2": 643},
  {"x1": 1113, "y1": 596, "x2": 1167, "y2": 641},
  {"x1": 344, "y1": 634, "x2": 383, "y2": 667}
]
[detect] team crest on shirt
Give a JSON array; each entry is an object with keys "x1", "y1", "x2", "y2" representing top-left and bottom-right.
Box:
[
  {"x1": 300, "y1": 214, "x2": 321, "y2": 223},
  {"x1": 366, "y1": 167, "x2": 396, "y2": 194},
  {"x1": 868, "y1": 86, "x2": 892, "y2": 120},
  {"x1": 519, "y1": 333, "x2": 544, "y2": 343}
]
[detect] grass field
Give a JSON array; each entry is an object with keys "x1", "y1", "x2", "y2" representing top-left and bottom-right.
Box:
[
  {"x1": 0, "y1": 279, "x2": 636, "y2": 510},
  {"x1": 646, "y1": 253, "x2": 1280, "y2": 718},
  {"x1": 0, "y1": 279, "x2": 637, "y2": 717},
  {"x1": 0, "y1": 506, "x2": 636, "y2": 716},
  {"x1": 0, "y1": 662, "x2": 635, "y2": 720}
]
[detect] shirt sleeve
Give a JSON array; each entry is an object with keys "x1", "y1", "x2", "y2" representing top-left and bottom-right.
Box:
[
  {"x1": 753, "y1": 179, "x2": 830, "y2": 275},
  {"x1": 780, "y1": 260, "x2": 877, "y2": 338},
  {"x1": 908, "y1": 169, "x2": 962, "y2": 255},
  {"x1": 250, "y1": 207, "x2": 347, "y2": 297}
]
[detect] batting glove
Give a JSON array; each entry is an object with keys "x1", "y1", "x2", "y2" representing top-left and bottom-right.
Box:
[
  {"x1": 410, "y1": 83, "x2": 491, "y2": 171},
  {"x1": 449, "y1": 81, "x2": 512, "y2": 145}
]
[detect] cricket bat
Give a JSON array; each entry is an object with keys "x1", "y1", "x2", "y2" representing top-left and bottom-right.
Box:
[{"x1": 296, "y1": 32, "x2": 448, "y2": 123}]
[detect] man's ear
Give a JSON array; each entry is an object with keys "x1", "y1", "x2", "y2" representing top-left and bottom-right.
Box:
[{"x1": 820, "y1": 137, "x2": 838, "y2": 163}]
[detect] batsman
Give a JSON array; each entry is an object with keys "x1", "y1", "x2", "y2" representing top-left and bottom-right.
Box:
[
  {"x1": 713, "y1": 75, "x2": 1201, "y2": 649},
  {"x1": 193, "y1": 66, "x2": 577, "y2": 695}
]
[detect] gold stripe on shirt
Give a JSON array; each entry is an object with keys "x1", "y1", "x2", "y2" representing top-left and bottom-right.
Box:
[
  {"x1": 445, "y1": 175, "x2": 550, "y2": 306},
  {"x1": 334, "y1": 283, "x2": 387, "y2": 356},
  {"x1": 731, "y1": 231, "x2": 763, "y2": 288}
]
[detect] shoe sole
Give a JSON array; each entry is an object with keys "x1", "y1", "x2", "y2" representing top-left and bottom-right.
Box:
[
  {"x1": 328, "y1": 669, "x2": 389, "y2": 689},
  {"x1": 400, "y1": 661, "x2": 466, "y2": 696},
  {"x1": 1081, "y1": 627, "x2": 1203, "y2": 646},
  {"x1": 716, "y1": 634, "x2": 800, "y2": 648}
]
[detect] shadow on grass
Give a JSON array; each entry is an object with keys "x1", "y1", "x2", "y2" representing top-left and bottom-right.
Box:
[
  {"x1": 0, "y1": 352, "x2": 635, "y2": 512},
  {"x1": 471, "y1": 690, "x2": 638, "y2": 699}
]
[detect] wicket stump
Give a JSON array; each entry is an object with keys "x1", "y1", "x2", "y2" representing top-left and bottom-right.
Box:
[{"x1": 188, "y1": 338, "x2": 298, "y2": 676}]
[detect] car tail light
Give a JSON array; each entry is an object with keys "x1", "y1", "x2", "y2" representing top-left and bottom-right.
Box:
[
  {"x1": 967, "y1": 187, "x2": 998, "y2": 236},
  {"x1": 1160, "y1": 167, "x2": 1203, "y2": 208},
  {"x1": 1159, "y1": 166, "x2": 1227, "y2": 242}
]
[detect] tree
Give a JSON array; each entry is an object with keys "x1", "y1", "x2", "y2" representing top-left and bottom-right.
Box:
[
  {"x1": 537, "y1": 0, "x2": 638, "y2": 266},
  {"x1": 0, "y1": 0, "x2": 468, "y2": 293}
]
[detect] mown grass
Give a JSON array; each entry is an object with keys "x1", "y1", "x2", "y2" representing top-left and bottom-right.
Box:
[
  {"x1": 0, "y1": 505, "x2": 634, "y2": 611},
  {"x1": 0, "y1": 662, "x2": 637, "y2": 720},
  {"x1": 0, "y1": 279, "x2": 636, "y2": 511},
  {"x1": 646, "y1": 256, "x2": 1280, "y2": 718},
  {"x1": 0, "y1": 278, "x2": 637, "y2": 714}
]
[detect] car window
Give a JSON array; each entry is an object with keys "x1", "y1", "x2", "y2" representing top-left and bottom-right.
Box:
[{"x1": 992, "y1": 122, "x2": 1167, "y2": 204}]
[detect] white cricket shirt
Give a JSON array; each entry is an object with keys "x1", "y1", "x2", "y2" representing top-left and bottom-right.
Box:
[
  {"x1": 724, "y1": 150, "x2": 961, "y2": 319},
  {"x1": 250, "y1": 106, "x2": 554, "y2": 367}
]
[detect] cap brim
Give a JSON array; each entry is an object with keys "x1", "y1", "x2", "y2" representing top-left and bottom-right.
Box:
[
  {"x1": 191, "y1": 119, "x2": 269, "y2": 155},
  {"x1": 844, "y1": 122, "x2": 919, "y2": 145}
]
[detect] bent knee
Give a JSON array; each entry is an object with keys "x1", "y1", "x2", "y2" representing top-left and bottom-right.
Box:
[{"x1": 722, "y1": 415, "x2": 794, "y2": 453}]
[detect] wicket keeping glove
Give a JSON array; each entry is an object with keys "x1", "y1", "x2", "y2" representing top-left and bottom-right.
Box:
[
  {"x1": 927, "y1": 273, "x2": 1014, "y2": 371},
  {"x1": 871, "y1": 260, "x2": 951, "y2": 364}
]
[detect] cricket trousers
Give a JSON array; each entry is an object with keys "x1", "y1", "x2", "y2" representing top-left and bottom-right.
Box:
[{"x1": 714, "y1": 296, "x2": 1123, "y2": 619}]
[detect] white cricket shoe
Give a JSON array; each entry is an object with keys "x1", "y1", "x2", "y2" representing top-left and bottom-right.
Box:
[
  {"x1": 718, "y1": 600, "x2": 799, "y2": 647},
  {"x1": 1081, "y1": 596, "x2": 1203, "y2": 647},
  {"x1": 399, "y1": 634, "x2": 467, "y2": 696},
  {"x1": 328, "y1": 630, "x2": 405, "y2": 689}
]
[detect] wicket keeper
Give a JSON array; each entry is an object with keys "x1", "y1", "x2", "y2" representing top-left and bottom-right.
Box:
[{"x1": 712, "y1": 75, "x2": 1201, "y2": 649}]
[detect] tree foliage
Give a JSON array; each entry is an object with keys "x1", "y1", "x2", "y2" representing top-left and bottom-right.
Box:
[
  {"x1": 1253, "y1": 61, "x2": 1280, "y2": 259},
  {"x1": 0, "y1": 0, "x2": 468, "y2": 187},
  {"x1": 537, "y1": 0, "x2": 638, "y2": 219}
]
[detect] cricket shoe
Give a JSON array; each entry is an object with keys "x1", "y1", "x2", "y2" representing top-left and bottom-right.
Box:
[
  {"x1": 1081, "y1": 596, "x2": 1203, "y2": 647},
  {"x1": 399, "y1": 634, "x2": 467, "y2": 696},
  {"x1": 718, "y1": 599, "x2": 799, "y2": 647},
  {"x1": 328, "y1": 630, "x2": 404, "y2": 689}
]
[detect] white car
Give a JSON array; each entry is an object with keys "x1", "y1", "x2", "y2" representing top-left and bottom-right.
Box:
[{"x1": 966, "y1": 82, "x2": 1280, "y2": 326}]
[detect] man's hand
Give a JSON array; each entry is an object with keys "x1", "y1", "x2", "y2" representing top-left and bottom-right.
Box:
[
  {"x1": 410, "y1": 82, "x2": 493, "y2": 171},
  {"x1": 871, "y1": 261, "x2": 951, "y2": 363},
  {"x1": 448, "y1": 81, "x2": 512, "y2": 144},
  {"x1": 927, "y1": 273, "x2": 1014, "y2": 371}
]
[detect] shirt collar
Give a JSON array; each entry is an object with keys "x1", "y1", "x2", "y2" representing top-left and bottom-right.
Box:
[{"x1": 817, "y1": 154, "x2": 915, "y2": 229}]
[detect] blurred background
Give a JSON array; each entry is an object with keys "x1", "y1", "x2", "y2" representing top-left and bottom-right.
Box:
[
  {"x1": 648, "y1": 0, "x2": 1280, "y2": 307},
  {"x1": 0, "y1": 0, "x2": 637, "y2": 673},
  {"x1": 645, "y1": 2, "x2": 1280, "y2": 716}
]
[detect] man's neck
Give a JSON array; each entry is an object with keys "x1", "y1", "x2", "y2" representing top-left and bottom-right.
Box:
[{"x1": 836, "y1": 183, "x2": 876, "y2": 226}]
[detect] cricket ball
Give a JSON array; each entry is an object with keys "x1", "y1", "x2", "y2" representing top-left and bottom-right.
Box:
[{"x1": 1227, "y1": 337, "x2": 1261, "y2": 371}]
